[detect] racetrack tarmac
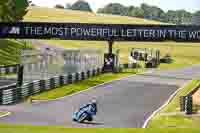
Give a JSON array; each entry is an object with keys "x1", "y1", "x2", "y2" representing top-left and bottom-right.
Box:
[{"x1": 1, "y1": 65, "x2": 200, "y2": 127}]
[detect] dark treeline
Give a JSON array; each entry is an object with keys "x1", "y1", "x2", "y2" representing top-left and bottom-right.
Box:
[
  {"x1": 97, "y1": 3, "x2": 199, "y2": 24},
  {"x1": 63, "y1": 0, "x2": 93, "y2": 12},
  {"x1": 62, "y1": 0, "x2": 200, "y2": 24}
]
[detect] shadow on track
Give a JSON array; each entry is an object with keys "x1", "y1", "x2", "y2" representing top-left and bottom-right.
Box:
[{"x1": 78, "y1": 121, "x2": 104, "y2": 126}]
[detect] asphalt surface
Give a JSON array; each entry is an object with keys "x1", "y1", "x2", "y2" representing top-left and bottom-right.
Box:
[{"x1": 1, "y1": 65, "x2": 200, "y2": 127}]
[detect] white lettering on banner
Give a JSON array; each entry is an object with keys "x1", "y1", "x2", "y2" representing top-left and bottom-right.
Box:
[
  {"x1": 9, "y1": 27, "x2": 20, "y2": 34},
  {"x1": 44, "y1": 27, "x2": 51, "y2": 35},
  {"x1": 36, "y1": 27, "x2": 42, "y2": 35},
  {"x1": 71, "y1": 28, "x2": 76, "y2": 36},
  {"x1": 168, "y1": 30, "x2": 176, "y2": 38},
  {"x1": 127, "y1": 29, "x2": 136, "y2": 37},
  {"x1": 179, "y1": 30, "x2": 186, "y2": 39},
  {"x1": 144, "y1": 29, "x2": 152, "y2": 38},
  {"x1": 148, "y1": 30, "x2": 155, "y2": 38},
  {"x1": 189, "y1": 31, "x2": 200, "y2": 39},
  {"x1": 22, "y1": 26, "x2": 200, "y2": 40},
  {"x1": 102, "y1": 29, "x2": 109, "y2": 37},
  {"x1": 199, "y1": 31, "x2": 200, "y2": 39},
  {"x1": 159, "y1": 30, "x2": 167, "y2": 38}
]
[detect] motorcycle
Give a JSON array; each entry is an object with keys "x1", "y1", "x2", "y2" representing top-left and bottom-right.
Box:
[{"x1": 72, "y1": 101, "x2": 97, "y2": 123}]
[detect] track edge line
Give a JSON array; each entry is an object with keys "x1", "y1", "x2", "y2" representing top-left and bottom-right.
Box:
[{"x1": 0, "y1": 112, "x2": 11, "y2": 118}]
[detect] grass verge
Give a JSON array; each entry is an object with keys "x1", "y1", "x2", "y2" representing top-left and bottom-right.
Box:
[
  {"x1": 0, "y1": 124, "x2": 200, "y2": 133},
  {"x1": 148, "y1": 79, "x2": 200, "y2": 128},
  {"x1": 30, "y1": 69, "x2": 142, "y2": 100},
  {"x1": 0, "y1": 107, "x2": 200, "y2": 132}
]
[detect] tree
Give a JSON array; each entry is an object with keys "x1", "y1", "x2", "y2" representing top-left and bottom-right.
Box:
[
  {"x1": 141, "y1": 3, "x2": 165, "y2": 21},
  {"x1": 192, "y1": 11, "x2": 200, "y2": 25},
  {"x1": 164, "y1": 10, "x2": 177, "y2": 23},
  {"x1": 0, "y1": 0, "x2": 14, "y2": 21},
  {"x1": 70, "y1": 0, "x2": 93, "y2": 12},
  {"x1": 194, "y1": 11, "x2": 200, "y2": 16},
  {"x1": 127, "y1": 6, "x2": 144, "y2": 18},
  {"x1": 97, "y1": 3, "x2": 128, "y2": 16},
  {"x1": 65, "y1": 3, "x2": 71, "y2": 9},
  {"x1": 15, "y1": 0, "x2": 29, "y2": 21},
  {"x1": 0, "y1": 0, "x2": 29, "y2": 22},
  {"x1": 164, "y1": 10, "x2": 192, "y2": 24},
  {"x1": 141, "y1": 3, "x2": 151, "y2": 19},
  {"x1": 127, "y1": 6, "x2": 136, "y2": 16},
  {"x1": 177, "y1": 10, "x2": 192, "y2": 24},
  {"x1": 54, "y1": 4, "x2": 64, "y2": 9},
  {"x1": 134, "y1": 7, "x2": 144, "y2": 18}
]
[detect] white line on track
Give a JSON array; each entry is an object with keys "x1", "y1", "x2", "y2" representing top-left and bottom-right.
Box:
[{"x1": 0, "y1": 112, "x2": 11, "y2": 118}]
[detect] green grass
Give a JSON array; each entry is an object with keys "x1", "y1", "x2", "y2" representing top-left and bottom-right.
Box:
[
  {"x1": 148, "y1": 80, "x2": 200, "y2": 128},
  {"x1": 31, "y1": 69, "x2": 141, "y2": 100},
  {"x1": 0, "y1": 39, "x2": 33, "y2": 66},
  {"x1": 0, "y1": 124, "x2": 200, "y2": 133}
]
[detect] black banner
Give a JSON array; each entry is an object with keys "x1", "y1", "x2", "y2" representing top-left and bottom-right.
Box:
[{"x1": 0, "y1": 22, "x2": 200, "y2": 42}]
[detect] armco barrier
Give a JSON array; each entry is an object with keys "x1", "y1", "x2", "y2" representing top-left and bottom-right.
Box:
[
  {"x1": 0, "y1": 67, "x2": 102, "y2": 105},
  {"x1": 0, "y1": 84, "x2": 17, "y2": 105},
  {"x1": 0, "y1": 64, "x2": 18, "y2": 75}
]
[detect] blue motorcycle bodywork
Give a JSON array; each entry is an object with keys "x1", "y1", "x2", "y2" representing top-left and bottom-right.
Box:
[{"x1": 72, "y1": 104, "x2": 97, "y2": 122}]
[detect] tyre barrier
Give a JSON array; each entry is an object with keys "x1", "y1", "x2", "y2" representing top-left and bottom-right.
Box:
[
  {"x1": 0, "y1": 84, "x2": 17, "y2": 105},
  {"x1": 0, "y1": 67, "x2": 102, "y2": 105},
  {"x1": 180, "y1": 96, "x2": 193, "y2": 114},
  {"x1": 0, "y1": 64, "x2": 18, "y2": 75},
  {"x1": 179, "y1": 83, "x2": 200, "y2": 115}
]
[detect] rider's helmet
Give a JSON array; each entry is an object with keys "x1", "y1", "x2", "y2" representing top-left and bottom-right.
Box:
[
  {"x1": 91, "y1": 99, "x2": 97, "y2": 105},
  {"x1": 90, "y1": 99, "x2": 97, "y2": 108},
  {"x1": 90, "y1": 99, "x2": 97, "y2": 113}
]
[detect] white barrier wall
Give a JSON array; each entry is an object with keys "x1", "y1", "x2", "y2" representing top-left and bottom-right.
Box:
[{"x1": 21, "y1": 49, "x2": 104, "y2": 83}]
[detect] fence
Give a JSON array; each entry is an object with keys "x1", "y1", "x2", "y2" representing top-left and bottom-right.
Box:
[
  {"x1": 0, "y1": 65, "x2": 18, "y2": 75},
  {"x1": 0, "y1": 67, "x2": 102, "y2": 105}
]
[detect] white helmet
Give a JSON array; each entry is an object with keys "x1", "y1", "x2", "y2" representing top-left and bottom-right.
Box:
[{"x1": 91, "y1": 99, "x2": 97, "y2": 104}]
